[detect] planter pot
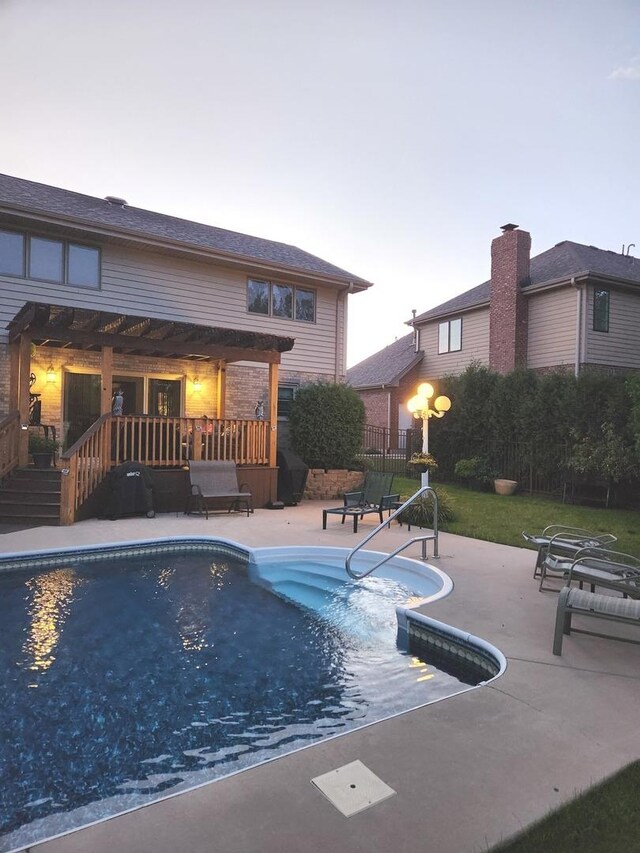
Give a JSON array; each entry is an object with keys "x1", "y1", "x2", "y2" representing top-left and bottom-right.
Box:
[
  {"x1": 31, "y1": 452, "x2": 53, "y2": 469},
  {"x1": 494, "y1": 478, "x2": 517, "y2": 496}
]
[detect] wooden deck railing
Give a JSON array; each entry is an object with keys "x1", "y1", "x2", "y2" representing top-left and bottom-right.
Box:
[
  {"x1": 60, "y1": 413, "x2": 113, "y2": 525},
  {"x1": 112, "y1": 416, "x2": 270, "y2": 467},
  {"x1": 59, "y1": 415, "x2": 271, "y2": 524},
  {"x1": 0, "y1": 411, "x2": 20, "y2": 480}
]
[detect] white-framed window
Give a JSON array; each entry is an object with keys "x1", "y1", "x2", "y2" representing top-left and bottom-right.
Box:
[
  {"x1": 247, "y1": 278, "x2": 316, "y2": 323},
  {"x1": 438, "y1": 317, "x2": 462, "y2": 353},
  {"x1": 0, "y1": 227, "x2": 101, "y2": 288}
]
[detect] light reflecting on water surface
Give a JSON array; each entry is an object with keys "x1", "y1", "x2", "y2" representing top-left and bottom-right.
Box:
[{"x1": 22, "y1": 568, "x2": 82, "y2": 673}]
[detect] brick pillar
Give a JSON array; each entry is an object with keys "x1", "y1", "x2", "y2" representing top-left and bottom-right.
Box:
[{"x1": 489, "y1": 224, "x2": 531, "y2": 373}]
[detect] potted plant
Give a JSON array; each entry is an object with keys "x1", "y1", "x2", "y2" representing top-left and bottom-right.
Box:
[
  {"x1": 407, "y1": 451, "x2": 438, "y2": 476},
  {"x1": 28, "y1": 433, "x2": 59, "y2": 468},
  {"x1": 397, "y1": 486, "x2": 455, "y2": 528},
  {"x1": 493, "y1": 477, "x2": 518, "y2": 496}
]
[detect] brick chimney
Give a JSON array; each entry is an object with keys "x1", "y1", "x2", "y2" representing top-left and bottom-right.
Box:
[{"x1": 489, "y1": 224, "x2": 530, "y2": 373}]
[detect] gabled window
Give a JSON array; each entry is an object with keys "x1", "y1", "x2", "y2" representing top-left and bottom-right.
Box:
[
  {"x1": 593, "y1": 289, "x2": 609, "y2": 333},
  {"x1": 438, "y1": 317, "x2": 462, "y2": 353}
]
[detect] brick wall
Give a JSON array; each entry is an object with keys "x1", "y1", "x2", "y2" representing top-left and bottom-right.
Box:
[
  {"x1": 489, "y1": 226, "x2": 531, "y2": 374},
  {"x1": 225, "y1": 366, "x2": 329, "y2": 419},
  {"x1": 360, "y1": 389, "x2": 389, "y2": 429}
]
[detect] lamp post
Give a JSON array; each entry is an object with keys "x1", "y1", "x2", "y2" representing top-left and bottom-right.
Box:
[{"x1": 407, "y1": 382, "x2": 451, "y2": 487}]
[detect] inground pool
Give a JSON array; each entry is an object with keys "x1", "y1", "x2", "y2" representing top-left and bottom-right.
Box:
[{"x1": 0, "y1": 537, "x2": 505, "y2": 852}]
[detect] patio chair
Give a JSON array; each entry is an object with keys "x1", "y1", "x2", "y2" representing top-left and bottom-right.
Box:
[
  {"x1": 522, "y1": 525, "x2": 617, "y2": 581},
  {"x1": 565, "y1": 549, "x2": 640, "y2": 598},
  {"x1": 537, "y1": 537, "x2": 625, "y2": 594},
  {"x1": 553, "y1": 563, "x2": 640, "y2": 655},
  {"x1": 322, "y1": 472, "x2": 399, "y2": 534},
  {"x1": 186, "y1": 461, "x2": 253, "y2": 519}
]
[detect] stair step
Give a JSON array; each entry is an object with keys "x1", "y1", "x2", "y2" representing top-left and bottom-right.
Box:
[
  {"x1": 0, "y1": 501, "x2": 60, "y2": 513},
  {"x1": 0, "y1": 515, "x2": 60, "y2": 526},
  {"x1": 0, "y1": 484, "x2": 62, "y2": 495}
]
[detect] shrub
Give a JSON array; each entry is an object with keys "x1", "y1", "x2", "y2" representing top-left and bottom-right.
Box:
[
  {"x1": 398, "y1": 486, "x2": 455, "y2": 528},
  {"x1": 454, "y1": 457, "x2": 496, "y2": 490},
  {"x1": 289, "y1": 382, "x2": 365, "y2": 469}
]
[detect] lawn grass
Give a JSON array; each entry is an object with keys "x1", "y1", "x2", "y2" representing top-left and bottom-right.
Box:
[
  {"x1": 393, "y1": 477, "x2": 640, "y2": 555},
  {"x1": 488, "y1": 760, "x2": 640, "y2": 853}
]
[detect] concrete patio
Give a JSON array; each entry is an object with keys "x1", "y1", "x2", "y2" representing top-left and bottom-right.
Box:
[{"x1": 2, "y1": 501, "x2": 639, "y2": 853}]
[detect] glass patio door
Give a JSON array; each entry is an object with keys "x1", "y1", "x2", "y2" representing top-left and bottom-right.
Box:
[{"x1": 63, "y1": 373, "x2": 101, "y2": 450}]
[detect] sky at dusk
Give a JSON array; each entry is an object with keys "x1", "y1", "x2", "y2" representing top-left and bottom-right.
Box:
[{"x1": 1, "y1": 0, "x2": 639, "y2": 367}]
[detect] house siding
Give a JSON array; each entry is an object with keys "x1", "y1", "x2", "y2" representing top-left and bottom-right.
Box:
[
  {"x1": 0, "y1": 240, "x2": 344, "y2": 376},
  {"x1": 416, "y1": 306, "x2": 490, "y2": 379},
  {"x1": 584, "y1": 284, "x2": 640, "y2": 369},
  {"x1": 526, "y1": 287, "x2": 576, "y2": 370}
]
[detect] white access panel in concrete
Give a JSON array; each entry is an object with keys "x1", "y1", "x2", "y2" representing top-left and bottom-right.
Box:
[{"x1": 311, "y1": 760, "x2": 396, "y2": 817}]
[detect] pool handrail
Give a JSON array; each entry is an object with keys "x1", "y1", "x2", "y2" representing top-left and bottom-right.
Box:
[{"x1": 346, "y1": 486, "x2": 439, "y2": 579}]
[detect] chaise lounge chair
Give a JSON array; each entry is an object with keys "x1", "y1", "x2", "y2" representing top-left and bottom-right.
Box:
[
  {"x1": 186, "y1": 461, "x2": 253, "y2": 519},
  {"x1": 322, "y1": 471, "x2": 399, "y2": 534},
  {"x1": 522, "y1": 525, "x2": 617, "y2": 583},
  {"x1": 553, "y1": 557, "x2": 640, "y2": 654}
]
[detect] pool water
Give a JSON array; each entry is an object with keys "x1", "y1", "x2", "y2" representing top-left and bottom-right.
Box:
[{"x1": 1, "y1": 546, "x2": 471, "y2": 851}]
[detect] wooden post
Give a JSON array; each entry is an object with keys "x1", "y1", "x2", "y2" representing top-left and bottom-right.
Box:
[
  {"x1": 100, "y1": 346, "x2": 113, "y2": 414},
  {"x1": 59, "y1": 454, "x2": 78, "y2": 525},
  {"x1": 216, "y1": 361, "x2": 226, "y2": 418},
  {"x1": 9, "y1": 342, "x2": 19, "y2": 411},
  {"x1": 18, "y1": 334, "x2": 31, "y2": 467},
  {"x1": 268, "y1": 361, "x2": 279, "y2": 469}
]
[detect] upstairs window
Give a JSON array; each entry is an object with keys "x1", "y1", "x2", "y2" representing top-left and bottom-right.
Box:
[
  {"x1": 30, "y1": 237, "x2": 64, "y2": 282},
  {"x1": 67, "y1": 244, "x2": 100, "y2": 287},
  {"x1": 0, "y1": 229, "x2": 25, "y2": 276},
  {"x1": 0, "y1": 228, "x2": 100, "y2": 288},
  {"x1": 438, "y1": 317, "x2": 462, "y2": 353},
  {"x1": 593, "y1": 289, "x2": 609, "y2": 333},
  {"x1": 247, "y1": 279, "x2": 316, "y2": 323}
]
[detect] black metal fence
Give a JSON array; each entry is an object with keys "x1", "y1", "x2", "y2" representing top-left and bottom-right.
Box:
[
  {"x1": 359, "y1": 425, "x2": 422, "y2": 474},
  {"x1": 361, "y1": 425, "x2": 570, "y2": 494}
]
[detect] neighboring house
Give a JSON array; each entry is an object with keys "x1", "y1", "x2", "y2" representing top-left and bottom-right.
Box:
[
  {"x1": 349, "y1": 224, "x2": 640, "y2": 430},
  {"x1": 412, "y1": 224, "x2": 640, "y2": 380},
  {"x1": 0, "y1": 173, "x2": 371, "y2": 519},
  {"x1": 346, "y1": 333, "x2": 423, "y2": 435}
]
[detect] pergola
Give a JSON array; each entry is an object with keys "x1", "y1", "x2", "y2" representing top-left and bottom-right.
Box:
[{"x1": 8, "y1": 302, "x2": 295, "y2": 467}]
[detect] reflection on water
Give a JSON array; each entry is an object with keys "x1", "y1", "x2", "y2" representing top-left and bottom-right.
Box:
[
  {"x1": 154, "y1": 559, "x2": 232, "y2": 652},
  {"x1": 22, "y1": 568, "x2": 82, "y2": 673}
]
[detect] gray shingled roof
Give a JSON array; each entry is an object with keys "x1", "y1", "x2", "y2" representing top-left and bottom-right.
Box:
[
  {"x1": 0, "y1": 173, "x2": 372, "y2": 287},
  {"x1": 347, "y1": 333, "x2": 422, "y2": 389},
  {"x1": 412, "y1": 240, "x2": 640, "y2": 323}
]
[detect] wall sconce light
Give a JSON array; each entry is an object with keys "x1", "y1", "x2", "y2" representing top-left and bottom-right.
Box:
[
  {"x1": 46, "y1": 364, "x2": 56, "y2": 383},
  {"x1": 193, "y1": 376, "x2": 202, "y2": 392}
]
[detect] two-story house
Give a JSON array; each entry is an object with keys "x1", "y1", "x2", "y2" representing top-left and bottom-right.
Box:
[
  {"x1": 349, "y1": 224, "x2": 640, "y2": 432},
  {"x1": 0, "y1": 173, "x2": 371, "y2": 522}
]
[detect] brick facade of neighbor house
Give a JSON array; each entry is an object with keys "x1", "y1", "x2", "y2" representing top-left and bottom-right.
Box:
[
  {"x1": 489, "y1": 225, "x2": 531, "y2": 374},
  {"x1": 360, "y1": 389, "x2": 389, "y2": 430}
]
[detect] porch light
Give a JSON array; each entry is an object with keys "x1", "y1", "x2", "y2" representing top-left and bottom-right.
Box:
[
  {"x1": 46, "y1": 364, "x2": 56, "y2": 383},
  {"x1": 192, "y1": 376, "x2": 202, "y2": 391},
  {"x1": 407, "y1": 382, "x2": 451, "y2": 486}
]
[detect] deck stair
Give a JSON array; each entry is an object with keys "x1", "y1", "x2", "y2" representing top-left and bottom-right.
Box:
[{"x1": 0, "y1": 467, "x2": 62, "y2": 526}]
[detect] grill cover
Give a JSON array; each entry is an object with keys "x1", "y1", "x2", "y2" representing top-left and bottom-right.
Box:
[
  {"x1": 277, "y1": 449, "x2": 309, "y2": 506},
  {"x1": 103, "y1": 461, "x2": 155, "y2": 519}
]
